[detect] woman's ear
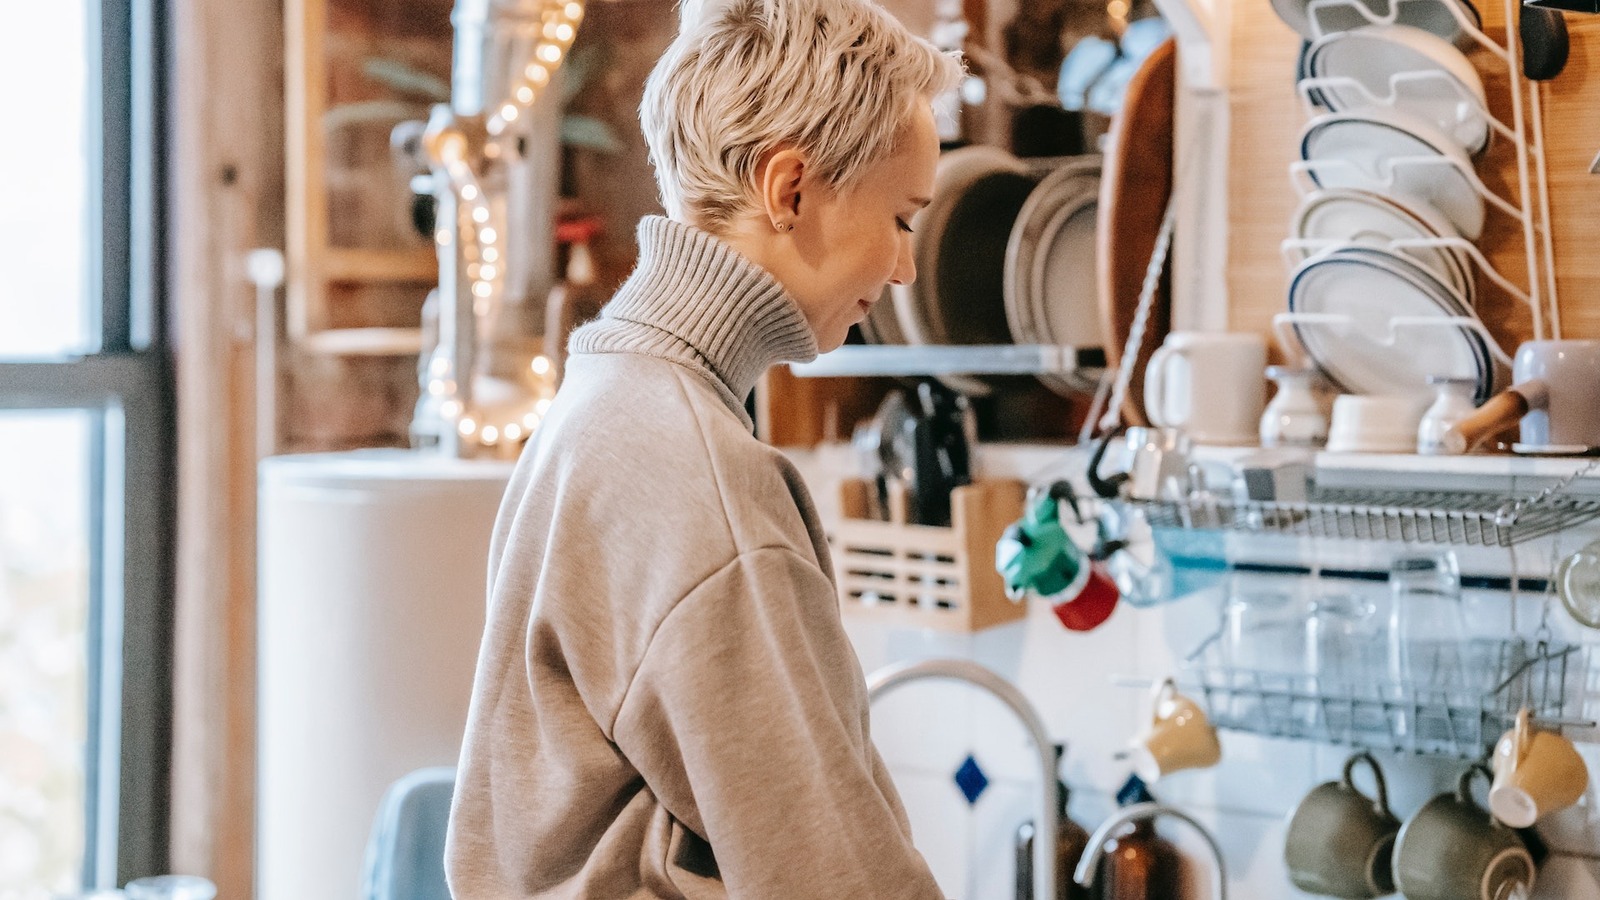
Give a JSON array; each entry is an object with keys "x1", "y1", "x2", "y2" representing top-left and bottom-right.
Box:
[{"x1": 758, "y1": 147, "x2": 807, "y2": 228}]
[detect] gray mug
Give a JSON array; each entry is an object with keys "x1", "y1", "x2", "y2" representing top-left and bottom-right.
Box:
[
  {"x1": 1285, "y1": 751, "x2": 1400, "y2": 898},
  {"x1": 1393, "y1": 765, "x2": 1535, "y2": 900}
]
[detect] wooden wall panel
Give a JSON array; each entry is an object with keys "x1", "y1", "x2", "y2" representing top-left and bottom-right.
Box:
[{"x1": 1224, "y1": 1, "x2": 1600, "y2": 356}]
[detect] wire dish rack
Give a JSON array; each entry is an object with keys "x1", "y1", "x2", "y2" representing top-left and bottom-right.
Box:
[
  {"x1": 1181, "y1": 636, "x2": 1592, "y2": 758},
  {"x1": 1130, "y1": 486, "x2": 1600, "y2": 547}
]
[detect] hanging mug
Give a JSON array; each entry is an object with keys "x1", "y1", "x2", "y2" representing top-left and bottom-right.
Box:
[
  {"x1": 1284, "y1": 751, "x2": 1400, "y2": 898},
  {"x1": 1488, "y1": 708, "x2": 1589, "y2": 828},
  {"x1": 1124, "y1": 677, "x2": 1221, "y2": 782},
  {"x1": 1393, "y1": 765, "x2": 1536, "y2": 900}
]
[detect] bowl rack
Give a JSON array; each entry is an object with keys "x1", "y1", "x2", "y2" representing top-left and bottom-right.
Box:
[{"x1": 1278, "y1": 0, "x2": 1562, "y2": 365}]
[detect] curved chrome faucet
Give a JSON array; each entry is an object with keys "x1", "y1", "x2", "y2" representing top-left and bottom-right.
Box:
[
  {"x1": 866, "y1": 658, "x2": 1057, "y2": 900},
  {"x1": 1072, "y1": 801, "x2": 1228, "y2": 900}
]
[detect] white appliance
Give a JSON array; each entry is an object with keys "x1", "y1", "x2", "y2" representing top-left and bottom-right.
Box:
[{"x1": 256, "y1": 449, "x2": 514, "y2": 900}]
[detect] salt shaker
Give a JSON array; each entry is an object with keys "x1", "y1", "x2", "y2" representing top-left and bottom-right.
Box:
[
  {"x1": 1416, "y1": 375, "x2": 1478, "y2": 455},
  {"x1": 1260, "y1": 366, "x2": 1329, "y2": 448}
]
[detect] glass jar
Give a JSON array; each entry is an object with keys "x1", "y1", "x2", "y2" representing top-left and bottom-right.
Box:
[{"x1": 1416, "y1": 375, "x2": 1479, "y2": 455}]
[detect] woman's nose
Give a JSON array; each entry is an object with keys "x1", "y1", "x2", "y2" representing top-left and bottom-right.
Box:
[{"x1": 889, "y1": 239, "x2": 916, "y2": 286}]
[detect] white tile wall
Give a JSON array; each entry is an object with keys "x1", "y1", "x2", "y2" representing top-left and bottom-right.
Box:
[{"x1": 789, "y1": 444, "x2": 1600, "y2": 900}]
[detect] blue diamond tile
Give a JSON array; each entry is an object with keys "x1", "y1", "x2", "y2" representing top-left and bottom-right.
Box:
[{"x1": 953, "y1": 754, "x2": 989, "y2": 805}]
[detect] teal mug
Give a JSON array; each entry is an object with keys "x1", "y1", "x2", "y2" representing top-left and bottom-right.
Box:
[
  {"x1": 1284, "y1": 751, "x2": 1400, "y2": 898},
  {"x1": 1393, "y1": 765, "x2": 1535, "y2": 900}
]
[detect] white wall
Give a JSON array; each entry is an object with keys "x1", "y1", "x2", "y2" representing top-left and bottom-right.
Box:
[{"x1": 789, "y1": 443, "x2": 1600, "y2": 899}]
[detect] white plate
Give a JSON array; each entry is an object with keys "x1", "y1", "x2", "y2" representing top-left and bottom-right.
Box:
[
  {"x1": 1031, "y1": 183, "x2": 1102, "y2": 395},
  {"x1": 1004, "y1": 159, "x2": 1097, "y2": 347},
  {"x1": 1288, "y1": 246, "x2": 1495, "y2": 401},
  {"x1": 1290, "y1": 187, "x2": 1474, "y2": 304},
  {"x1": 895, "y1": 144, "x2": 1032, "y2": 349},
  {"x1": 1004, "y1": 157, "x2": 1102, "y2": 395},
  {"x1": 1300, "y1": 109, "x2": 1485, "y2": 240},
  {"x1": 1272, "y1": 0, "x2": 1481, "y2": 48},
  {"x1": 1307, "y1": 25, "x2": 1488, "y2": 155}
]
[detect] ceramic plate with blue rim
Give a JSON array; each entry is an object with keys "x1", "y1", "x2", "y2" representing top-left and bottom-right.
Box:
[
  {"x1": 1288, "y1": 244, "x2": 1498, "y2": 402},
  {"x1": 1300, "y1": 109, "x2": 1485, "y2": 240},
  {"x1": 1290, "y1": 187, "x2": 1475, "y2": 306},
  {"x1": 1272, "y1": 0, "x2": 1481, "y2": 49},
  {"x1": 1306, "y1": 25, "x2": 1489, "y2": 156}
]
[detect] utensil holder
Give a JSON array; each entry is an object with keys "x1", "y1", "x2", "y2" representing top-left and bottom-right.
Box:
[{"x1": 832, "y1": 478, "x2": 1027, "y2": 632}]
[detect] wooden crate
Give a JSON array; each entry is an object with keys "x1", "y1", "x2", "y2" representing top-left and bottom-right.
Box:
[{"x1": 831, "y1": 478, "x2": 1027, "y2": 632}]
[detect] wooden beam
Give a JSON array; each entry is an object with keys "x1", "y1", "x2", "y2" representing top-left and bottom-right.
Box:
[{"x1": 167, "y1": 0, "x2": 283, "y2": 894}]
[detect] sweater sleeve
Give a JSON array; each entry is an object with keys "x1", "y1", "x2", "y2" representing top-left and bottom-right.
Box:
[{"x1": 611, "y1": 545, "x2": 944, "y2": 900}]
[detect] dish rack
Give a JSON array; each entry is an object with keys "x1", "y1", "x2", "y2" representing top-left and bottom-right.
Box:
[
  {"x1": 1277, "y1": 0, "x2": 1563, "y2": 359},
  {"x1": 1180, "y1": 633, "x2": 1591, "y2": 758},
  {"x1": 1131, "y1": 485, "x2": 1600, "y2": 547},
  {"x1": 830, "y1": 477, "x2": 1026, "y2": 632}
]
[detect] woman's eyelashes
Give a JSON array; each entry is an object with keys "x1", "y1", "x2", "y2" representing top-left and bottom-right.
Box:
[{"x1": 896, "y1": 217, "x2": 914, "y2": 234}]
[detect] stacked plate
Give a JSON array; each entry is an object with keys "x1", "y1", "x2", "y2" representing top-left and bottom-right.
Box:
[
  {"x1": 1273, "y1": 0, "x2": 1506, "y2": 404},
  {"x1": 868, "y1": 145, "x2": 1106, "y2": 397},
  {"x1": 1003, "y1": 157, "x2": 1103, "y2": 394}
]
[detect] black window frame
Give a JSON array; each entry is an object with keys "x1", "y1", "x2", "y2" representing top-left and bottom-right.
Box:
[{"x1": 0, "y1": 0, "x2": 174, "y2": 885}]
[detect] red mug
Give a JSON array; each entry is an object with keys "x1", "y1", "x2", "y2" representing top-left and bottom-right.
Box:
[{"x1": 1051, "y1": 561, "x2": 1120, "y2": 631}]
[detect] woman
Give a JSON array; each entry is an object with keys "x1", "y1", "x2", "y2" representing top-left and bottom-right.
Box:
[{"x1": 445, "y1": 0, "x2": 961, "y2": 895}]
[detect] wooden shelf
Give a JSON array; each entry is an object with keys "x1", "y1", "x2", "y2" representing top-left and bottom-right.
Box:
[
  {"x1": 322, "y1": 246, "x2": 437, "y2": 282},
  {"x1": 788, "y1": 344, "x2": 1102, "y2": 377},
  {"x1": 297, "y1": 326, "x2": 424, "y2": 356}
]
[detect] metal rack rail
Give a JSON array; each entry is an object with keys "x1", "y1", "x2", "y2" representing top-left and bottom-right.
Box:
[{"x1": 1130, "y1": 486, "x2": 1600, "y2": 547}]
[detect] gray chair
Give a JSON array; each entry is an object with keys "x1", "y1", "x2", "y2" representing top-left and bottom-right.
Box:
[{"x1": 361, "y1": 767, "x2": 456, "y2": 900}]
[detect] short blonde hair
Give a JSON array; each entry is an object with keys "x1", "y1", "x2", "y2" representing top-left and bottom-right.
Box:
[{"x1": 641, "y1": 0, "x2": 963, "y2": 232}]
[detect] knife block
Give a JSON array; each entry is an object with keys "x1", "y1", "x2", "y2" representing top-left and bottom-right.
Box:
[{"x1": 831, "y1": 477, "x2": 1027, "y2": 632}]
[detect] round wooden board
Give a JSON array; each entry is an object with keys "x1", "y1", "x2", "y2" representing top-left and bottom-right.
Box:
[{"x1": 1096, "y1": 38, "x2": 1176, "y2": 427}]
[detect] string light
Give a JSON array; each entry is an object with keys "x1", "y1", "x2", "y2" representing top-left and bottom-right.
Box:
[
  {"x1": 423, "y1": 0, "x2": 582, "y2": 455},
  {"x1": 487, "y1": 0, "x2": 585, "y2": 136}
]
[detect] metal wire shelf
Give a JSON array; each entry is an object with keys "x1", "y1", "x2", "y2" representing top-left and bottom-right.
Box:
[
  {"x1": 1178, "y1": 638, "x2": 1591, "y2": 759},
  {"x1": 1130, "y1": 486, "x2": 1600, "y2": 547}
]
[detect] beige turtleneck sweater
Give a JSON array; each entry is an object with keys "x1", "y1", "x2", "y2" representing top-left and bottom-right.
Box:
[{"x1": 444, "y1": 217, "x2": 943, "y2": 899}]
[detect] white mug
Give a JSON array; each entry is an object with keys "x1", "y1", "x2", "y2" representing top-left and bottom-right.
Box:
[{"x1": 1144, "y1": 332, "x2": 1267, "y2": 445}]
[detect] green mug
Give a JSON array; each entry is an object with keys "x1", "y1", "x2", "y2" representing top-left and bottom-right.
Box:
[
  {"x1": 1393, "y1": 764, "x2": 1535, "y2": 900},
  {"x1": 1284, "y1": 751, "x2": 1400, "y2": 898}
]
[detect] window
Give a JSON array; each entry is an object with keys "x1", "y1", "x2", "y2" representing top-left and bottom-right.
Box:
[{"x1": 0, "y1": 0, "x2": 174, "y2": 893}]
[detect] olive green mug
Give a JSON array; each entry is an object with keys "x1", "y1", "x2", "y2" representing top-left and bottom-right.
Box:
[
  {"x1": 1284, "y1": 751, "x2": 1400, "y2": 898},
  {"x1": 1393, "y1": 764, "x2": 1535, "y2": 900}
]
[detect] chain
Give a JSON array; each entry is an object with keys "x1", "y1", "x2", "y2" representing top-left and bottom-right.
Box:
[{"x1": 1096, "y1": 192, "x2": 1179, "y2": 435}]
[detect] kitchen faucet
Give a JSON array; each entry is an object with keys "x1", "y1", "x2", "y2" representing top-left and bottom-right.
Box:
[
  {"x1": 1073, "y1": 801, "x2": 1228, "y2": 900},
  {"x1": 866, "y1": 658, "x2": 1058, "y2": 900}
]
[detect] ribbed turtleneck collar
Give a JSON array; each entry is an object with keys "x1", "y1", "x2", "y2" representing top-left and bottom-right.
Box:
[{"x1": 568, "y1": 216, "x2": 819, "y2": 426}]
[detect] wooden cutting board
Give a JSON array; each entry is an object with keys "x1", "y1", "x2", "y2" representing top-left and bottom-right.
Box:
[{"x1": 1096, "y1": 38, "x2": 1176, "y2": 427}]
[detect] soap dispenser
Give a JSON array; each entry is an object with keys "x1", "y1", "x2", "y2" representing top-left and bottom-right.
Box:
[
  {"x1": 1090, "y1": 776, "x2": 1181, "y2": 900},
  {"x1": 1014, "y1": 745, "x2": 1092, "y2": 900}
]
